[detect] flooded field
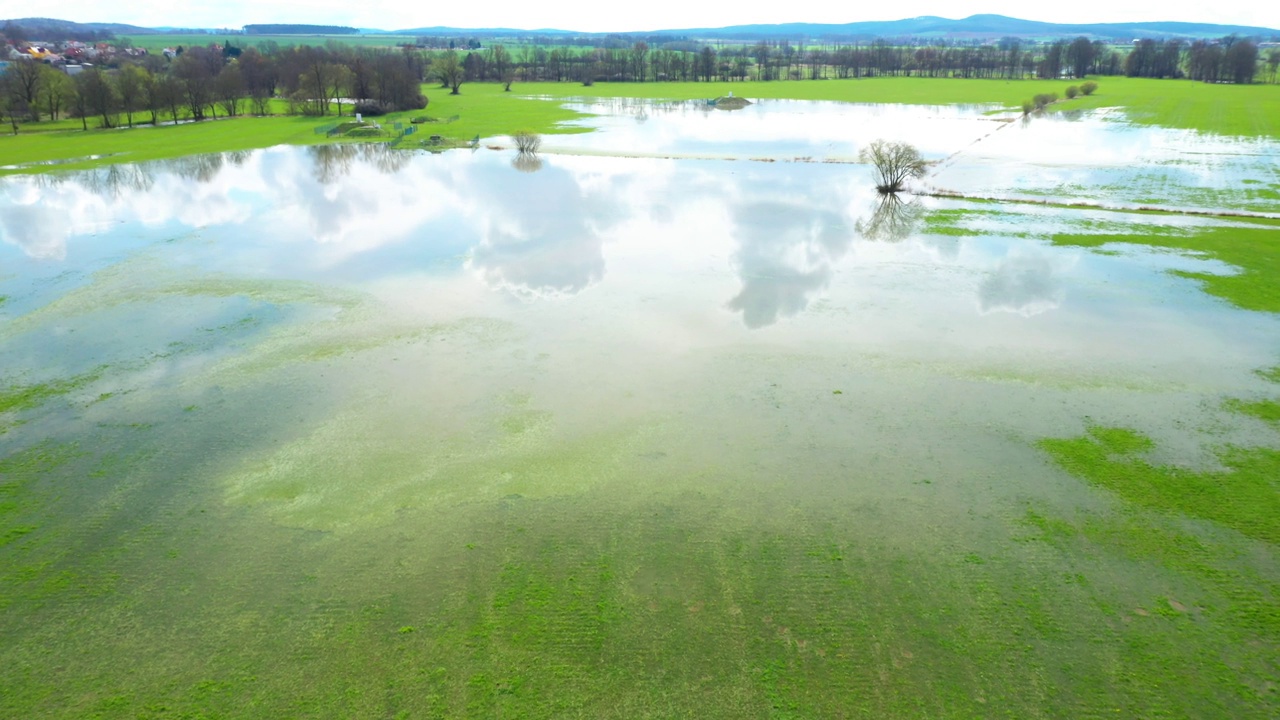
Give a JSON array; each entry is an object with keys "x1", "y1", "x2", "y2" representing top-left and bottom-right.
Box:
[{"x1": 2, "y1": 101, "x2": 1278, "y2": 717}]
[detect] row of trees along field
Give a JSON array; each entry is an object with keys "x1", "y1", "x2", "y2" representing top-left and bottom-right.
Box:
[
  {"x1": 455, "y1": 38, "x2": 1109, "y2": 83},
  {"x1": 434, "y1": 35, "x2": 1272, "y2": 84},
  {"x1": 0, "y1": 44, "x2": 431, "y2": 130},
  {"x1": 1, "y1": 36, "x2": 1275, "y2": 132}
]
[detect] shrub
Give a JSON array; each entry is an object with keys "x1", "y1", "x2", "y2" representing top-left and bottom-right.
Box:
[
  {"x1": 353, "y1": 100, "x2": 390, "y2": 116},
  {"x1": 1065, "y1": 85, "x2": 1080, "y2": 99},
  {"x1": 1021, "y1": 100, "x2": 1034, "y2": 115},
  {"x1": 1033, "y1": 93, "x2": 1058, "y2": 110},
  {"x1": 1081, "y1": 81, "x2": 1098, "y2": 96},
  {"x1": 512, "y1": 130, "x2": 542, "y2": 154}
]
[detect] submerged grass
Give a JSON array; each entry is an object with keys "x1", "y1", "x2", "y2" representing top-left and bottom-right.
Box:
[
  {"x1": 0, "y1": 371, "x2": 104, "y2": 434},
  {"x1": 1040, "y1": 426, "x2": 1280, "y2": 544},
  {"x1": 6, "y1": 412, "x2": 1278, "y2": 718},
  {"x1": 1050, "y1": 219, "x2": 1280, "y2": 313}
]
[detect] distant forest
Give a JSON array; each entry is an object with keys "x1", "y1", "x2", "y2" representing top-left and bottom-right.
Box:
[{"x1": 243, "y1": 25, "x2": 358, "y2": 35}]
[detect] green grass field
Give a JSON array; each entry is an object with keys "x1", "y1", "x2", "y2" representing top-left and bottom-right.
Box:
[
  {"x1": 1, "y1": 77, "x2": 1277, "y2": 175},
  {"x1": 125, "y1": 34, "x2": 420, "y2": 51}
]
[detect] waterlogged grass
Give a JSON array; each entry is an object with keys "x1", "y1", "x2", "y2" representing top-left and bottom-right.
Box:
[
  {"x1": 1017, "y1": 506, "x2": 1278, "y2": 666},
  {"x1": 1040, "y1": 426, "x2": 1279, "y2": 544},
  {"x1": 1226, "y1": 398, "x2": 1280, "y2": 427},
  {"x1": 0, "y1": 442, "x2": 81, "y2": 557},
  {"x1": 5, "y1": 409, "x2": 1278, "y2": 718},
  {"x1": 0, "y1": 371, "x2": 103, "y2": 433},
  {"x1": 1051, "y1": 219, "x2": 1280, "y2": 313},
  {"x1": 472, "y1": 76, "x2": 1280, "y2": 139},
  {"x1": 0, "y1": 258, "x2": 366, "y2": 341}
]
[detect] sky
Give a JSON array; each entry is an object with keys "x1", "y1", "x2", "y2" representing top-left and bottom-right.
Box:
[{"x1": 1, "y1": 1, "x2": 1277, "y2": 33}]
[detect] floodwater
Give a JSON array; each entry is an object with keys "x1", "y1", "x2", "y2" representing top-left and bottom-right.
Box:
[
  {"x1": 542, "y1": 98, "x2": 1280, "y2": 215},
  {"x1": 2, "y1": 101, "x2": 1279, "y2": 718}
]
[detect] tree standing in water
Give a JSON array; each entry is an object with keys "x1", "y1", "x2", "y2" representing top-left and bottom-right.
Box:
[{"x1": 860, "y1": 139, "x2": 927, "y2": 194}]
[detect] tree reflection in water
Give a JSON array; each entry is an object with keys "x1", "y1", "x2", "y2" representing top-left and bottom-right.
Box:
[
  {"x1": 511, "y1": 152, "x2": 543, "y2": 173},
  {"x1": 855, "y1": 192, "x2": 924, "y2": 243},
  {"x1": 308, "y1": 143, "x2": 413, "y2": 183}
]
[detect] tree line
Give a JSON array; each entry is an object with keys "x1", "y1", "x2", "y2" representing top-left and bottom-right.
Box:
[
  {"x1": 0, "y1": 42, "x2": 431, "y2": 132},
  {"x1": 1123, "y1": 37, "x2": 1263, "y2": 83},
  {"x1": 2, "y1": 34, "x2": 1274, "y2": 134},
  {"x1": 448, "y1": 35, "x2": 1268, "y2": 85}
]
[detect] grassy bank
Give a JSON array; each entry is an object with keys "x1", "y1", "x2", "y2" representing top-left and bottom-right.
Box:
[{"x1": 1, "y1": 77, "x2": 1277, "y2": 176}]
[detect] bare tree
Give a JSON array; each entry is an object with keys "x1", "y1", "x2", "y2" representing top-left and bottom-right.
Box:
[
  {"x1": 4, "y1": 59, "x2": 42, "y2": 121},
  {"x1": 859, "y1": 139, "x2": 927, "y2": 194},
  {"x1": 173, "y1": 46, "x2": 221, "y2": 120},
  {"x1": 237, "y1": 48, "x2": 277, "y2": 115},
  {"x1": 215, "y1": 63, "x2": 245, "y2": 116},
  {"x1": 512, "y1": 130, "x2": 541, "y2": 153},
  {"x1": 154, "y1": 73, "x2": 184, "y2": 124},
  {"x1": 0, "y1": 78, "x2": 19, "y2": 135},
  {"x1": 631, "y1": 41, "x2": 649, "y2": 82},
  {"x1": 489, "y1": 44, "x2": 511, "y2": 86}
]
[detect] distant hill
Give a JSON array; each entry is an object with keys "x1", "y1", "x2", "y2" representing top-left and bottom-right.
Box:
[
  {"x1": 1, "y1": 16, "x2": 157, "y2": 38},
  {"x1": 4, "y1": 14, "x2": 1278, "y2": 42},
  {"x1": 648, "y1": 15, "x2": 1280, "y2": 41}
]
